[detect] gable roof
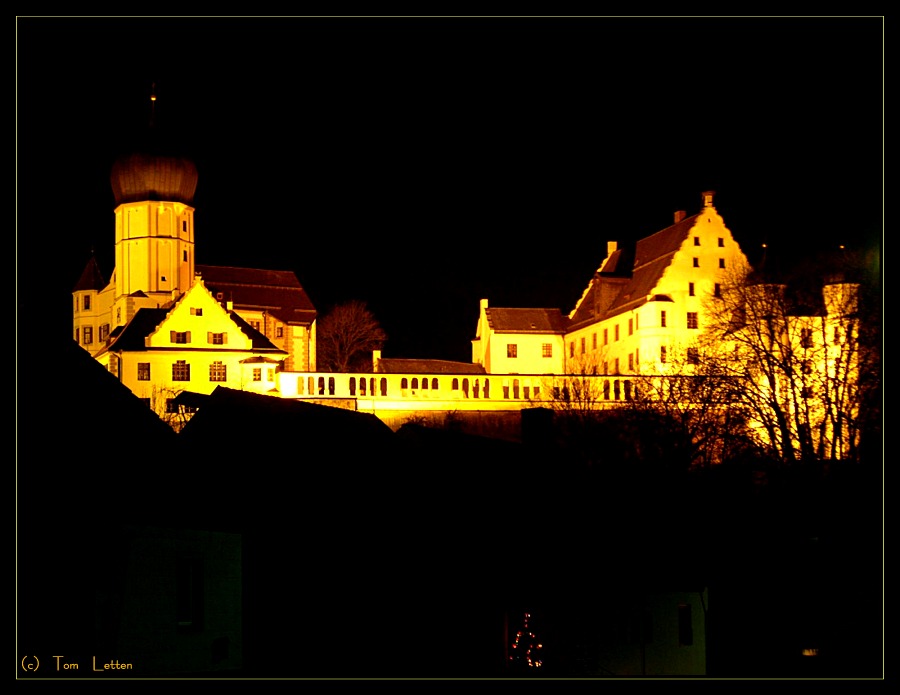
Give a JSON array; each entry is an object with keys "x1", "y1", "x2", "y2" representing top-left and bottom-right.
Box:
[
  {"x1": 484, "y1": 307, "x2": 568, "y2": 334},
  {"x1": 195, "y1": 264, "x2": 317, "y2": 326},
  {"x1": 99, "y1": 304, "x2": 285, "y2": 356},
  {"x1": 568, "y1": 214, "x2": 699, "y2": 328}
]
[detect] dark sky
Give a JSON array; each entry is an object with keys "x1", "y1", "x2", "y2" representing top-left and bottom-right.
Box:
[{"x1": 17, "y1": 16, "x2": 883, "y2": 362}]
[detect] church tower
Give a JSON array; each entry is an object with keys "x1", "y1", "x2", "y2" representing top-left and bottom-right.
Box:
[{"x1": 109, "y1": 84, "x2": 199, "y2": 327}]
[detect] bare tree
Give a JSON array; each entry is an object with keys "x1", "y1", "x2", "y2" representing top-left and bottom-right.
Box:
[
  {"x1": 698, "y1": 251, "x2": 877, "y2": 464},
  {"x1": 316, "y1": 300, "x2": 387, "y2": 373}
]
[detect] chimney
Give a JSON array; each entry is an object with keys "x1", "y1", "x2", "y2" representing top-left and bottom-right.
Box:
[
  {"x1": 607, "y1": 241, "x2": 618, "y2": 256},
  {"x1": 674, "y1": 210, "x2": 686, "y2": 223},
  {"x1": 702, "y1": 190, "x2": 716, "y2": 208}
]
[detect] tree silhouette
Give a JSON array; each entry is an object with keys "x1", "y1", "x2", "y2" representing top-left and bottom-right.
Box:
[{"x1": 316, "y1": 300, "x2": 387, "y2": 373}]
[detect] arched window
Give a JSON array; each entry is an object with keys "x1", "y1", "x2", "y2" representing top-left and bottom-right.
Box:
[
  {"x1": 380, "y1": 378, "x2": 388, "y2": 396},
  {"x1": 473, "y1": 379, "x2": 480, "y2": 398},
  {"x1": 462, "y1": 379, "x2": 469, "y2": 398},
  {"x1": 308, "y1": 376, "x2": 315, "y2": 395},
  {"x1": 422, "y1": 378, "x2": 429, "y2": 390},
  {"x1": 317, "y1": 376, "x2": 325, "y2": 395},
  {"x1": 452, "y1": 378, "x2": 459, "y2": 390},
  {"x1": 484, "y1": 379, "x2": 490, "y2": 398},
  {"x1": 349, "y1": 378, "x2": 356, "y2": 396},
  {"x1": 431, "y1": 378, "x2": 439, "y2": 390},
  {"x1": 360, "y1": 378, "x2": 367, "y2": 396},
  {"x1": 370, "y1": 378, "x2": 376, "y2": 396},
  {"x1": 411, "y1": 377, "x2": 419, "y2": 390},
  {"x1": 328, "y1": 377, "x2": 335, "y2": 395},
  {"x1": 603, "y1": 380, "x2": 610, "y2": 400},
  {"x1": 513, "y1": 379, "x2": 520, "y2": 399},
  {"x1": 401, "y1": 377, "x2": 409, "y2": 389},
  {"x1": 613, "y1": 380, "x2": 621, "y2": 400},
  {"x1": 297, "y1": 376, "x2": 305, "y2": 395}
]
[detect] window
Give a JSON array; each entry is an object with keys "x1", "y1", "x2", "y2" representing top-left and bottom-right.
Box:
[
  {"x1": 176, "y1": 557, "x2": 203, "y2": 631},
  {"x1": 542, "y1": 343, "x2": 552, "y2": 358},
  {"x1": 83, "y1": 294, "x2": 91, "y2": 311},
  {"x1": 507, "y1": 344, "x2": 518, "y2": 358},
  {"x1": 687, "y1": 312, "x2": 699, "y2": 329},
  {"x1": 801, "y1": 360, "x2": 812, "y2": 375},
  {"x1": 800, "y1": 328, "x2": 813, "y2": 348},
  {"x1": 208, "y1": 332, "x2": 227, "y2": 345},
  {"x1": 276, "y1": 326, "x2": 284, "y2": 338},
  {"x1": 688, "y1": 282, "x2": 695, "y2": 297},
  {"x1": 628, "y1": 353, "x2": 634, "y2": 371},
  {"x1": 190, "y1": 307, "x2": 203, "y2": 316},
  {"x1": 580, "y1": 337, "x2": 586, "y2": 354},
  {"x1": 251, "y1": 320, "x2": 261, "y2": 331},
  {"x1": 183, "y1": 250, "x2": 188, "y2": 261},
  {"x1": 833, "y1": 327, "x2": 841, "y2": 344},
  {"x1": 678, "y1": 604, "x2": 693, "y2": 646},
  {"x1": 83, "y1": 326, "x2": 93, "y2": 345},
  {"x1": 172, "y1": 360, "x2": 191, "y2": 381},
  {"x1": 138, "y1": 362, "x2": 151, "y2": 381},
  {"x1": 592, "y1": 332, "x2": 597, "y2": 350},
  {"x1": 253, "y1": 368, "x2": 262, "y2": 382},
  {"x1": 569, "y1": 342, "x2": 575, "y2": 358},
  {"x1": 183, "y1": 220, "x2": 188, "y2": 232},
  {"x1": 661, "y1": 310, "x2": 667, "y2": 328},
  {"x1": 628, "y1": 318, "x2": 633, "y2": 335},
  {"x1": 687, "y1": 347, "x2": 699, "y2": 365},
  {"x1": 714, "y1": 283, "x2": 722, "y2": 298},
  {"x1": 614, "y1": 324, "x2": 620, "y2": 341},
  {"x1": 718, "y1": 237, "x2": 724, "y2": 247},
  {"x1": 660, "y1": 346, "x2": 667, "y2": 363},
  {"x1": 692, "y1": 257, "x2": 700, "y2": 267},
  {"x1": 209, "y1": 361, "x2": 227, "y2": 382},
  {"x1": 693, "y1": 236, "x2": 700, "y2": 246},
  {"x1": 614, "y1": 358, "x2": 620, "y2": 375},
  {"x1": 99, "y1": 324, "x2": 110, "y2": 341},
  {"x1": 718, "y1": 258, "x2": 726, "y2": 269},
  {"x1": 171, "y1": 331, "x2": 191, "y2": 344},
  {"x1": 603, "y1": 328, "x2": 608, "y2": 345}
]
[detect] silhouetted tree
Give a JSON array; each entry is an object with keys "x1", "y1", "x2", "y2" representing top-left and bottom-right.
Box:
[{"x1": 316, "y1": 300, "x2": 387, "y2": 373}]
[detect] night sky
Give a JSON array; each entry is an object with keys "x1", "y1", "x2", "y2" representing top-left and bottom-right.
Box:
[{"x1": 17, "y1": 16, "x2": 883, "y2": 362}]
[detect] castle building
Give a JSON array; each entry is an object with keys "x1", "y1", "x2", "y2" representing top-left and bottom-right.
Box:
[{"x1": 72, "y1": 102, "x2": 862, "y2": 461}]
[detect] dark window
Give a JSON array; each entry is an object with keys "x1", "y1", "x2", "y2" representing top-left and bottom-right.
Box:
[
  {"x1": 719, "y1": 258, "x2": 726, "y2": 268},
  {"x1": 83, "y1": 294, "x2": 91, "y2": 311},
  {"x1": 138, "y1": 362, "x2": 151, "y2": 381},
  {"x1": 171, "y1": 331, "x2": 191, "y2": 344},
  {"x1": 689, "y1": 283, "x2": 695, "y2": 297},
  {"x1": 276, "y1": 326, "x2": 284, "y2": 338},
  {"x1": 687, "y1": 312, "x2": 699, "y2": 329},
  {"x1": 718, "y1": 237, "x2": 724, "y2": 247},
  {"x1": 678, "y1": 604, "x2": 693, "y2": 646},
  {"x1": 800, "y1": 328, "x2": 813, "y2": 348},
  {"x1": 208, "y1": 332, "x2": 226, "y2": 345},
  {"x1": 176, "y1": 557, "x2": 203, "y2": 632},
  {"x1": 507, "y1": 344, "x2": 518, "y2": 358},
  {"x1": 687, "y1": 347, "x2": 700, "y2": 365},
  {"x1": 693, "y1": 257, "x2": 700, "y2": 268},
  {"x1": 660, "y1": 346, "x2": 667, "y2": 363},
  {"x1": 693, "y1": 236, "x2": 700, "y2": 246},
  {"x1": 83, "y1": 326, "x2": 93, "y2": 345},
  {"x1": 661, "y1": 310, "x2": 667, "y2": 328},
  {"x1": 190, "y1": 307, "x2": 203, "y2": 316},
  {"x1": 580, "y1": 336, "x2": 586, "y2": 353},
  {"x1": 714, "y1": 283, "x2": 722, "y2": 298},
  {"x1": 614, "y1": 325, "x2": 620, "y2": 341}
]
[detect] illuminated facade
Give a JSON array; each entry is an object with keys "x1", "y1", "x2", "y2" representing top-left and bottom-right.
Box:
[{"x1": 72, "y1": 132, "x2": 861, "y2": 460}]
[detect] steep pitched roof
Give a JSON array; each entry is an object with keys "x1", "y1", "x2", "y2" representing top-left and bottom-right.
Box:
[
  {"x1": 72, "y1": 254, "x2": 107, "y2": 292},
  {"x1": 376, "y1": 358, "x2": 486, "y2": 374},
  {"x1": 195, "y1": 264, "x2": 317, "y2": 326},
  {"x1": 99, "y1": 305, "x2": 285, "y2": 355},
  {"x1": 568, "y1": 214, "x2": 698, "y2": 328},
  {"x1": 484, "y1": 307, "x2": 568, "y2": 334}
]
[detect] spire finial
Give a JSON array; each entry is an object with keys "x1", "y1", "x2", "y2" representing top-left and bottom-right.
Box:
[{"x1": 149, "y1": 82, "x2": 158, "y2": 130}]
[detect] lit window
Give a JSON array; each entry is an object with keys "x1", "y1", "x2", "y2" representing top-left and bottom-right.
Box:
[
  {"x1": 209, "y1": 361, "x2": 227, "y2": 382},
  {"x1": 542, "y1": 343, "x2": 552, "y2": 358},
  {"x1": 253, "y1": 368, "x2": 262, "y2": 382},
  {"x1": 172, "y1": 360, "x2": 191, "y2": 381},
  {"x1": 661, "y1": 310, "x2": 667, "y2": 328}
]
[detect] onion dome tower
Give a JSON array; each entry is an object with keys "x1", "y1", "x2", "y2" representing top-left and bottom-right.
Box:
[{"x1": 109, "y1": 83, "x2": 199, "y2": 328}]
